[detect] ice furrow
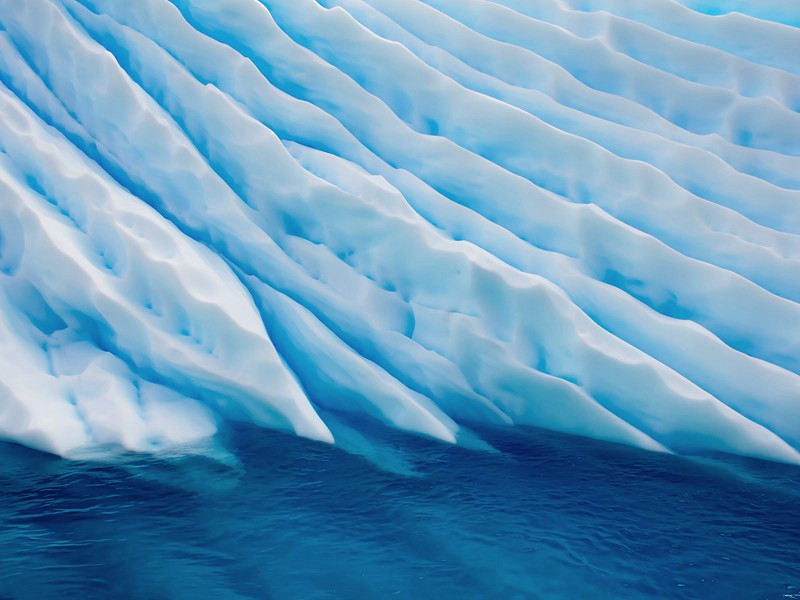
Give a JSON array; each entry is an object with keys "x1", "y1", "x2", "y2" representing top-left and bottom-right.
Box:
[
  {"x1": 321, "y1": 0, "x2": 800, "y2": 229},
  {"x1": 556, "y1": 0, "x2": 800, "y2": 77},
  {"x1": 416, "y1": 0, "x2": 800, "y2": 155},
  {"x1": 487, "y1": 0, "x2": 800, "y2": 109}
]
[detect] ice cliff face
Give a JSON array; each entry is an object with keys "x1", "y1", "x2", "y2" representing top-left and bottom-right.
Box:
[{"x1": 0, "y1": 0, "x2": 799, "y2": 463}]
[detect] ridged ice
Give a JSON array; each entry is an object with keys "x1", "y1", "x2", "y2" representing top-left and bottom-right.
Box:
[{"x1": 0, "y1": 0, "x2": 798, "y2": 463}]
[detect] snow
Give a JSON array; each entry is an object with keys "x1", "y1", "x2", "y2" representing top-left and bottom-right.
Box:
[{"x1": 0, "y1": 0, "x2": 798, "y2": 463}]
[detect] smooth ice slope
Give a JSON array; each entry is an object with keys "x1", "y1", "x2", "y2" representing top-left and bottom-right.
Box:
[{"x1": 0, "y1": 0, "x2": 798, "y2": 463}]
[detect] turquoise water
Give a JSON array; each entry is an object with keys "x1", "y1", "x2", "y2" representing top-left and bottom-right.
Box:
[{"x1": 1, "y1": 423, "x2": 798, "y2": 599}]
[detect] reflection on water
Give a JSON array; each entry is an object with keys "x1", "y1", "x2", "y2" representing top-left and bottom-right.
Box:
[{"x1": 1, "y1": 421, "x2": 798, "y2": 599}]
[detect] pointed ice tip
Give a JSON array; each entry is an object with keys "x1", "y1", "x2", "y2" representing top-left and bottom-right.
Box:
[
  {"x1": 767, "y1": 445, "x2": 800, "y2": 466},
  {"x1": 294, "y1": 418, "x2": 335, "y2": 445},
  {"x1": 438, "y1": 427, "x2": 458, "y2": 445}
]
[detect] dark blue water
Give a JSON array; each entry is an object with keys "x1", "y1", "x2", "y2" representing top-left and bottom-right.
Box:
[{"x1": 1, "y1": 422, "x2": 799, "y2": 599}]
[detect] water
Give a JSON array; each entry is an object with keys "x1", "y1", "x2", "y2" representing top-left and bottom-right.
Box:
[{"x1": 1, "y1": 422, "x2": 798, "y2": 599}]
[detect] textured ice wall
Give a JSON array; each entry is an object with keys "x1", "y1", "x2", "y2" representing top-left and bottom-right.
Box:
[{"x1": 0, "y1": 0, "x2": 799, "y2": 463}]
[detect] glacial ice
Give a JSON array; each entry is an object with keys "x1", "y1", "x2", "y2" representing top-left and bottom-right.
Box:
[{"x1": 0, "y1": 0, "x2": 798, "y2": 463}]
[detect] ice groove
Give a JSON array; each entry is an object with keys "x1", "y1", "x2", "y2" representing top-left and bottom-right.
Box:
[{"x1": 0, "y1": 0, "x2": 798, "y2": 465}]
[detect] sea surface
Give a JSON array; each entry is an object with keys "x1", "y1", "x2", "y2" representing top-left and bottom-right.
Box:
[{"x1": 1, "y1": 421, "x2": 798, "y2": 599}]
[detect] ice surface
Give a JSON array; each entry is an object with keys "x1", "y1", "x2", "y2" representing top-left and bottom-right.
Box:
[{"x1": 0, "y1": 0, "x2": 798, "y2": 463}]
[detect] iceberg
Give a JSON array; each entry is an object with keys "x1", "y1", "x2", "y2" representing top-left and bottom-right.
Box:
[{"x1": 0, "y1": 0, "x2": 798, "y2": 463}]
